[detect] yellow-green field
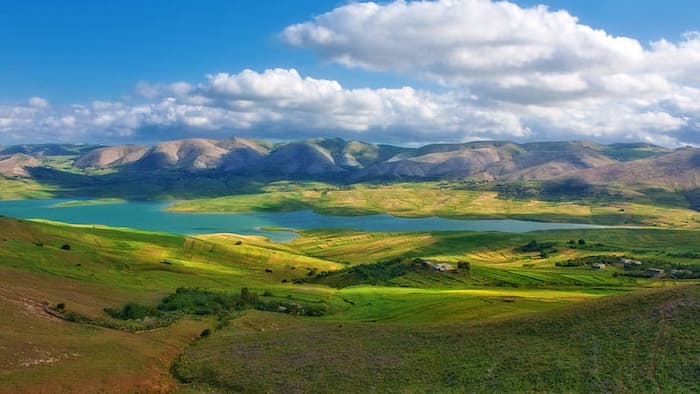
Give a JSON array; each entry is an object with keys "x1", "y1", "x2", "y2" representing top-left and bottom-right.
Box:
[
  {"x1": 0, "y1": 177, "x2": 55, "y2": 199},
  {"x1": 169, "y1": 182, "x2": 700, "y2": 228},
  {"x1": 52, "y1": 198, "x2": 128, "y2": 207},
  {"x1": 1, "y1": 213, "x2": 700, "y2": 392}
]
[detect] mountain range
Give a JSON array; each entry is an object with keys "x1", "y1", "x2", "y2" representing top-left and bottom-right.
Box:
[{"x1": 1, "y1": 137, "x2": 698, "y2": 189}]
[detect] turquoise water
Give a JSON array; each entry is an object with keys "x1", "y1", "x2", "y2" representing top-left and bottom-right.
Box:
[{"x1": 0, "y1": 199, "x2": 604, "y2": 242}]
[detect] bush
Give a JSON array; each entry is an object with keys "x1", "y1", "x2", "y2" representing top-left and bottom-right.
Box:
[
  {"x1": 556, "y1": 255, "x2": 620, "y2": 267},
  {"x1": 240, "y1": 287, "x2": 258, "y2": 306},
  {"x1": 61, "y1": 244, "x2": 71, "y2": 250},
  {"x1": 159, "y1": 287, "x2": 240, "y2": 314},
  {"x1": 457, "y1": 261, "x2": 471, "y2": 271},
  {"x1": 200, "y1": 328, "x2": 212, "y2": 338},
  {"x1": 516, "y1": 240, "x2": 557, "y2": 253},
  {"x1": 105, "y1": 302, "x2": 161, "y2": 320}
]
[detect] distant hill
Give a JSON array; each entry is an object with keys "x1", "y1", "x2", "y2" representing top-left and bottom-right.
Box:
[
  {"x1": 68, "y1": 138, "x2": 680, "y2": 182},
  {"x1": 2, "y1": 137, "x2": 698, "y2": 192},
  {"x1": 72, "y1": 137, "x2": 271, "y2": 172},
  {"x1": 0, "y1": 143, "x2": 96, "y2": 157},
  {"x1": 0, "y1": 153, "x2": 41, "y2": 177},
  {"x1": 571, "y1": 147, "x2": 700, "y2": 189}
]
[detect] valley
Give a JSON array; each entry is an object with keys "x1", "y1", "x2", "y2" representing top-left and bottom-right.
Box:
[
  {"x1": 5, "y1": 0, "x2": 700, "y2": 392},
  {"x1": 1, "y1": 139, "x2": 699, "y2": 392}
]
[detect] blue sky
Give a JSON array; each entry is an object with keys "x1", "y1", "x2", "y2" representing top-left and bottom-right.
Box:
[{"x1": 1, "y1": 0, "x2": 699, "y2": 146}]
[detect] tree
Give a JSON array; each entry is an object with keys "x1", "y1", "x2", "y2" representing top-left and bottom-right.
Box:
[{"x1": 240, "y1": 287, "x2": 258, "y2": 306}]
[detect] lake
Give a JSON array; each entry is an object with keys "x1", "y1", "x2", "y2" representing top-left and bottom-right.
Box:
[{"x1": 0, "y1": 199, "x2": 605, "y2": 242}]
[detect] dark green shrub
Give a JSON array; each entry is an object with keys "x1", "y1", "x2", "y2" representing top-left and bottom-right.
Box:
[
  {"x1": 105, "y1": 302, "x2": 161, "y2": 320},
  {"x1": 240, "y1": 287, "x2": 258, "y2": 306},
  {"x1": 457, "y1": 261, "x2": 471, "y2": 270}
]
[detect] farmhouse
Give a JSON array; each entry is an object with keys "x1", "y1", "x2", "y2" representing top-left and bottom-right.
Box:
[
  {"x1": 415, "y1": 259, "x2": 455, "y2": 272},
  {"x1": 647, "y1": 268, "x2": 665, "y2": 278},
  {"x1": 620, "y1": 258, "x2": 642, "y2": 266},
  {"x1": 433, "y1": 263, "x2": 454, "y2": 272},
  {"x1": 591, "y1": 263, "x2": 606, "y2": 270}
]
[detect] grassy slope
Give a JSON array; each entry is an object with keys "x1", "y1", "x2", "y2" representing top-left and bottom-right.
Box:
[
  {"x1": 0, "y1": 176, "x2": 55, "y2": 199},
  {"x1": 0, "y1": 271, "x2": 208, "y2": 393},
  {"x1": 0, "y1": 217, "x2": 339, "y2": 392},
  {"x1": 174, "y1": 284, "x2": 700, "y2": 393},
  {"x1": 2, "y1": 217, "x2": 700, "y2": 392}
]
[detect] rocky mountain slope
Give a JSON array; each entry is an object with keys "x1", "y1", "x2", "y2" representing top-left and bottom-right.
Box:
[
  {"x1": 2, "y1": 137, "x2": 697, "y2": 189},
  {"x1": 0, "y1": 154, "x2": 41, "y2": 177}
]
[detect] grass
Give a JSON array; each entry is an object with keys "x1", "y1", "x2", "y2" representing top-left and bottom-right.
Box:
[
  {"x1": 0, "y1": 266, "x2": 211, "y2": 393},
  {"x1": 53, "y1": 198, "x2": 127, "y2": 207},
  {"x1": 0, "y1": 217, "x2": 339, "y2": 294},
  {"x1": 2, "y1": 214, "x2": 700, "y2": 392},
  {"x1": 167, "y1": 182, "x2": 700, "y2": 228},
  {"x1": 174, "y1": 284, "x2": 700, "y2": 393},
  {"x1": 0, "y1": 176, "x2": 56, "y2": 199},
  {"x1": 325, "y1": 286, "x2": 598, "y2": 323}
]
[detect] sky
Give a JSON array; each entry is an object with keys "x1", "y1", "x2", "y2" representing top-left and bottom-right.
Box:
[{"x1": 1, "y1": 0, "x2": 699, "y2": 147}]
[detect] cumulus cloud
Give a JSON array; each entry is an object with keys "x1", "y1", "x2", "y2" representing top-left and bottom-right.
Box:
[
  {"x1": 28, "y1": 97, "x2": 49, "y2": 108},
  {"x1": 0, "y1": 69, "x2": 528, "y2": 145},
  {"x1": 1, "y1": 0, "x2": 699, "y2": 147},
  {"x1": 0, "y1": 65, "x2": 697, "y2": 147},
  {"x1": 280, "y1": 0, "x2": 695, "y2": 89},
  {"x1": 282, "y1": 1, "x2": 646, "y2": 83},
  {"x1": 281, "y1": 0, "x2": 700, "y2": 146}
]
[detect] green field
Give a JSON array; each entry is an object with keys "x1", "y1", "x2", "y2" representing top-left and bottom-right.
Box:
[
  {"x1": 2, "y1": 210, "x2": 700, "y2": 392},
  {"x1": 174, "y1": 285, "x2": 700, "y2": 393},
  {"x1": 168, "y1": 182, "x2": 700, "y2": 228}
]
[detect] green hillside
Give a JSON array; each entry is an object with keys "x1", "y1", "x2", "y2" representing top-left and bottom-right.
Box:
[
  {"x1": 1, "y1": 217, "x2": 700, "y2": 392},
  {"x1": 174, "y1": 284, "x2": 700, "y2": 393}
]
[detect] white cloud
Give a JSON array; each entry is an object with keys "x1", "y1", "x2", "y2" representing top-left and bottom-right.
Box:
[
  {"x1": 1, "y1": 1, "x2": 699, "y2": 147},
  {"x1": 0, "y1": 69, "x2": 531, "y2": 145},
  {"x1": 279, "y1": 0, "x2": 700, "y2": 146},
  {"x1": 281, "y1": 0, "x2": 646, "y2": 84},
  {"x1": 28, "y1": 97, "x2": 49, "y2": 108},
  {"x1": 0, "y1": 64, "x2": 698, "y2": 147}
]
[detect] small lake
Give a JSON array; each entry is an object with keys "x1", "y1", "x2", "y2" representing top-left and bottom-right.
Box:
[{"x1": 0, "y1": 199, "x2": 604, "y2": 242}]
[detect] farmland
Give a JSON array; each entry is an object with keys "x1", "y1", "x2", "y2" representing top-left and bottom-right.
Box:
[
  {"x1": 168, "y1": 181, "x2": 700, "y2": 229},
  {"x1": 1, "y1": 211, "x2": 699, "y2": 392}
]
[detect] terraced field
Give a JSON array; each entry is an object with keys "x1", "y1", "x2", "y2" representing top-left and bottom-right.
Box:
[{"x1": 2, "y1": 213, "x2": 700, "y2": 392}]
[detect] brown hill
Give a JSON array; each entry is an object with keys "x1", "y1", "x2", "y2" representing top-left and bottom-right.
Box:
[
  {"x1": 133, "y1": 138, "x2": 230, "y2": 170},
  {"x1": 572, "y1": 147, "x2": 700, "y2": 188},
  {"x1": 73, "y1": 145, "x2": 148, "y2": 169},
  {"x1": 352, "y1": 141, "x2": 620, "y2": 181},
  {"x1": 217, "y1": 138, "x2": 270, "y2": 171},
  {"x1": 63, "y1": 137, "x2": 696, "y2": 189},
  {"x1": 0, "y1": 154, "x2": 41, "y2": 177},
  {"x1": 264, "y1": 142, "x2": 344, "y2": 175}
]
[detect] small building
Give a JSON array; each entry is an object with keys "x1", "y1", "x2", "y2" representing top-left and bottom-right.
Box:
[
  {"x1": 647, "y1": 268, "x2": 665, "y2": 278},
  {"x1": 670, "y1": 269, "x2": 692, "y2": 278},
  {"x1": 592, "y1": 263, "x2": 606, "y2": 270},
  {"x1": 433, "y1": 263, "x2": 454, "y2": 272},
  {"x1": 620, "y1": 258, "x2": 642, "y2": 266}
]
